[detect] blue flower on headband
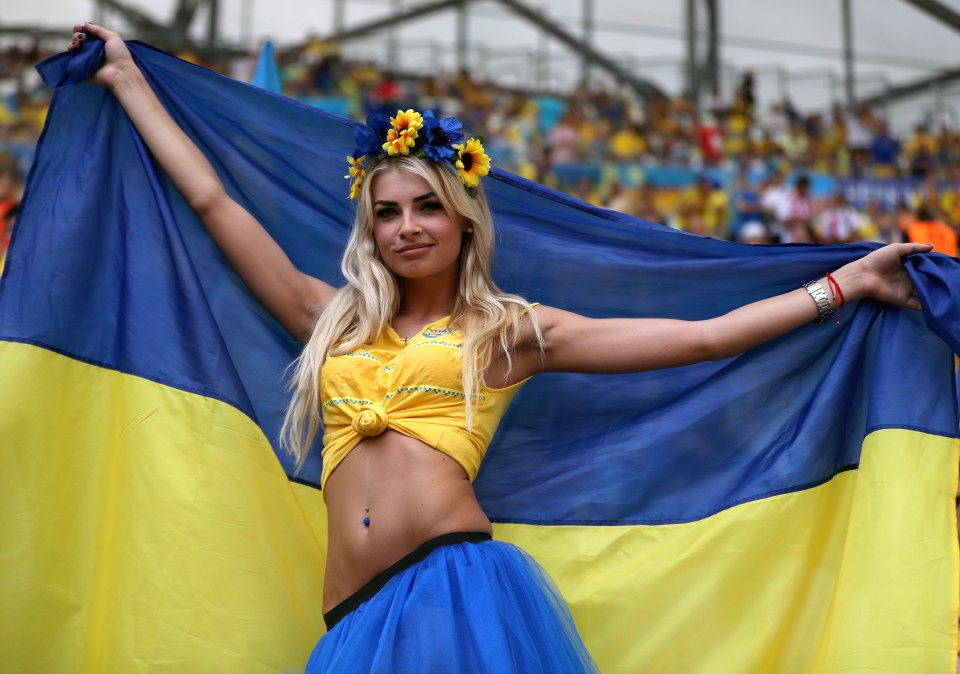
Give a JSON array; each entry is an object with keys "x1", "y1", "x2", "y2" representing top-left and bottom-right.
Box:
[
  {"x1": 353, "y1": 113, "x2": 391, "y2": 157},
  {"x1": 345, "y1": 108, "x2": 488, "y2": 200},
  {"x1": 420, "y1": 112, "x2": 464, "y2": 162}
]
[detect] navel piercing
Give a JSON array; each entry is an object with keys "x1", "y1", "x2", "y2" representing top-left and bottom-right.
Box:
[{"x1": 362, "y1": 507, "x2": 370, "y2": 527}]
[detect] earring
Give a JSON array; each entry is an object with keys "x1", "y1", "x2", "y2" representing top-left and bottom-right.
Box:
[{"x1": 466, "y1": 227, "x2": 474, "y2": 234}]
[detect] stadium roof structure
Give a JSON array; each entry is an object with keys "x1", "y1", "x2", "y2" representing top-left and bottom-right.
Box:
[{"x1": 6, "y1": 0, "x2": 960, "y2": 125}]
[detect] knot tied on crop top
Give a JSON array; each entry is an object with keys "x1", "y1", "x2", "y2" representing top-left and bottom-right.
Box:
[{"x1": 318, "y1": 314, "x2": 530, "y2": 489}]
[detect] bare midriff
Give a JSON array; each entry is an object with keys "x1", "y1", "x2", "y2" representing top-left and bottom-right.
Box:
[{"x1": 321, "y1": 429, "x2": 492, "y2": 613}]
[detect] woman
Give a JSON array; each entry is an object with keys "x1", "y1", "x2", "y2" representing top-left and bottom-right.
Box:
[{"x1": 70, "y1": 23, "x2": 929, "y2": 672}]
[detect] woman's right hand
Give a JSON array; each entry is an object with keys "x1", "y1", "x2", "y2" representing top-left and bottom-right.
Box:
[{"x1": 68, "y1": 22, "x2": 135, "y2": 90}]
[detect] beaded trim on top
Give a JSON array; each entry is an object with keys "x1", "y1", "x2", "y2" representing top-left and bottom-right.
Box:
[{"x1": 345, "y1": 109, "x2": 491, "y2": 200}]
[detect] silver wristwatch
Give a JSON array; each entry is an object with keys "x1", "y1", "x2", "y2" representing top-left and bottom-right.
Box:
[{"x1": 803, "y1": 281, "x2": 835, "y2": 324}]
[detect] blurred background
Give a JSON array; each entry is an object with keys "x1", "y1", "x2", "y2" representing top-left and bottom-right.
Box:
[{"x1": 2, "y1": 0, "x2": 960, "y2": 258}]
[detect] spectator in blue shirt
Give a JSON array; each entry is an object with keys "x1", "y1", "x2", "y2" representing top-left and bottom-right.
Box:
[
  {"x1": 733, "y1": 169, "x2": 764, "y2": 241},
  {"x1": 871, "y1": 121, "x2": 900, "y2": 178}
]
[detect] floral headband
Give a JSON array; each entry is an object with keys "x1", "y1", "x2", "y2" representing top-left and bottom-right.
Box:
[{"x1": 346, "y1": 109, "x2": 490, "y2": 200}]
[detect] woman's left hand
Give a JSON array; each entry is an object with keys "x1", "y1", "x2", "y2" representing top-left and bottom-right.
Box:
[{"x1": 834, "y1": 242, "x2": 933, "y2": 311}]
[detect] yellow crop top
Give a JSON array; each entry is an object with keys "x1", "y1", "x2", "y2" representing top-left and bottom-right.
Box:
[{"x1": 318, "y1": 315, "x2": 529, "y2": 489}]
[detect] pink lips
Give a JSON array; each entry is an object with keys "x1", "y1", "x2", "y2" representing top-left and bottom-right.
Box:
[{"x1": 397, "y1": 244, "x2": 432, "y2": 257}]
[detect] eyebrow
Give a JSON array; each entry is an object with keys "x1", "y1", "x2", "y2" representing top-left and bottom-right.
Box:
[{"x1": 373, "y1": 192, "x2": 435, "y2": 206}]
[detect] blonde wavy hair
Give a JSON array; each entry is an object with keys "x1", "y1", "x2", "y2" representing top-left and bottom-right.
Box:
[{"x1": 281, "y1": 156, "x2": 542, "y2": 473}]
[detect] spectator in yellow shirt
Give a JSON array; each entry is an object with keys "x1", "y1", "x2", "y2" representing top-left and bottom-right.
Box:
[
  {"x1": 905, "y1": 124, "x2": 938, "y2": 179},
  {"x1": 609, "y1": 122, "x2": 646, "y2": 161},
  {"x1": 676, "y1": 176, "x2": 730, "y2": 239}
]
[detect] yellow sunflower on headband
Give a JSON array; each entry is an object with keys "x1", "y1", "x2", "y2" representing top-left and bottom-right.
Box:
[
  {"x1": 383, "y1": 109, "x2": 423, "y2": 156},
  {"x1": 454, "y1": 138, "x2": 490, "y2": 189},
  {"x1": 346, "y1": 155, "x2": 366, "y2": 200}
]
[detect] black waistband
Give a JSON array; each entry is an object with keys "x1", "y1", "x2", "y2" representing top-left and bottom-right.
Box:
[{"x1": 323, "y1": 530, "x2": 492, "y2": 631}]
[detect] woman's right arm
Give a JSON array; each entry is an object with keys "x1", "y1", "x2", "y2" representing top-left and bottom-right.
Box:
[{"x1": 72, "y1": 23, "x2": 335, "y2": 343}]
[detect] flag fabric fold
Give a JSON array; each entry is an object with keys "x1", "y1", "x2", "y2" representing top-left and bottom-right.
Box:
[{"x1": 1, "y1": 40, "x2": 957, "y2": 673}]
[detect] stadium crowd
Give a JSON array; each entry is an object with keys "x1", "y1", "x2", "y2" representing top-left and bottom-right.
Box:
[{"x1": 1, "y1": 36, "x2": 958, "y2": 270}]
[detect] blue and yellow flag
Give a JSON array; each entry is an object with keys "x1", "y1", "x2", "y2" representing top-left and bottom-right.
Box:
[{"x1": 2, "y1": 40, "x2": 959, "y2": 673}]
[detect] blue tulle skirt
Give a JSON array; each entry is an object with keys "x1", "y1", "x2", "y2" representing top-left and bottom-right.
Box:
[{"x1": 306, "y1": 532, "x2": 598, "y2": 673}]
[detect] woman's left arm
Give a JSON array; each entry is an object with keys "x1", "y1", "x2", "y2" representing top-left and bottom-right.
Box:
[{"x1": 530, "y1": 242, "x2": 932, "y2": 375}]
